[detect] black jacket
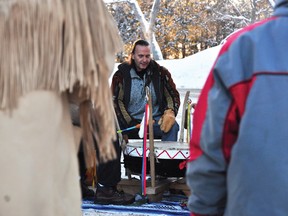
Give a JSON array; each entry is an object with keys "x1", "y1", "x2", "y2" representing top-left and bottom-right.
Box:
[{"x1": 111, "y1": 60, "x2": 180, "y2": 129}]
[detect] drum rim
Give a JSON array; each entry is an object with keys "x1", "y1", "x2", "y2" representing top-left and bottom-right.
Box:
[{"x1": 124, "y1": 140, "x2": 190, "y2": 159}]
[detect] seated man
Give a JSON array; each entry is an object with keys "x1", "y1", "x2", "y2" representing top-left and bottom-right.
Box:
[
  {"x1": 79, "y1": 39, "x2": 180, "y2": 205},
  {"x1": 111, "y1": 39, "x2": 181, "y2": 142},
  {"x1": 111, "y1": 39, "x2": 181, "y2": 177}
]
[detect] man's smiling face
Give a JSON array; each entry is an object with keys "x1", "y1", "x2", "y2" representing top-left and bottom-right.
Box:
[{"x1": 132, "y1": 45, "x2": 151, "y2": 71}]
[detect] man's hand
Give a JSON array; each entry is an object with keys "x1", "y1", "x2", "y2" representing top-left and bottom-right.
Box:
[{"x1": 158, "y1": 109, "x2": 175, "y2": 133}]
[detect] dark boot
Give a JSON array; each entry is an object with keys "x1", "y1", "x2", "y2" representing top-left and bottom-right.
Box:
[
  {"x1": 81, "y1": 181, "x2": 95, "y2": 200},
  {"x1": 94, "y1": 184, "x2": 135, "y2": 205}
]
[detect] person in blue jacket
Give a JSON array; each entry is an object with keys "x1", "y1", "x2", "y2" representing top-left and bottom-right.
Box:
[{"x1": 186, "y1": 0, "x2": 288, "y2": 215}]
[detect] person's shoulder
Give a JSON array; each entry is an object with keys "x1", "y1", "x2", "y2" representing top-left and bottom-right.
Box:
[
  {"x1": 221, "y1": 18, "x2": 275, "y2": 52},
  {"x1": 150, "y1": 60, "x2": 169, "y2": 73},
  {"x1": 115, "y1": 62, "x2": 131, "y2": 75}
]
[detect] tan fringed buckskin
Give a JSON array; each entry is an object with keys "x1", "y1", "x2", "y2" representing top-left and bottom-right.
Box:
[{"x1": 0, "y1": 0, "x2": 122, "y2": 168}]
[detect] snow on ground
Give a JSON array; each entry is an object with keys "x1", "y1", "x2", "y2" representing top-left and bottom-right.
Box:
[
  {"x1": 158, "y1": 44, "x2": 221, "y2": 124},
  {"x1": 157, "y1": 45, "x2": 221, "y2": 90}
]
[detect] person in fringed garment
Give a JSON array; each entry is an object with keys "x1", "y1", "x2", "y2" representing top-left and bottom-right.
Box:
[{"x1": 0, "y1": 0, "x2": 122, "y2": 215}]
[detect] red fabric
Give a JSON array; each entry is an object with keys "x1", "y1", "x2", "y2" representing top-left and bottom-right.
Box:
[
  {"x1": 179, "y1": 160, "x2": 187, "y2": 170},
  {"x1": 222, "y1": 77, "x2": 256, "y2": 162},
  {"x1": 191, "y1": 213, "x2": 203, "y2": 216},
  {"x1": 191, "y1": 213, "x2": 201, "y2": 216}
]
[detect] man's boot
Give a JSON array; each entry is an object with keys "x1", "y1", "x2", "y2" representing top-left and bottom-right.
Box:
[
  {"x1": 94, "y1": 183, "x2": 135, "y2": 205},
  {"x1": 81, "y1": 181, "x2": 95, "y2": 200}
]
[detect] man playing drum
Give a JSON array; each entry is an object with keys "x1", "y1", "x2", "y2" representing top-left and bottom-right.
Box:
[
  {"x1": 93, "y1": 39, "x2": 181, "y2": 204},
  {"x1": 112, "y1": 39, "x2": 181, "y2": 141}
]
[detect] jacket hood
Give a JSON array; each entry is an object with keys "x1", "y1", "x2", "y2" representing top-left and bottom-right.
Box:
[{"x1": 274, "y1": 0, "x2": 288, "y2": 16}]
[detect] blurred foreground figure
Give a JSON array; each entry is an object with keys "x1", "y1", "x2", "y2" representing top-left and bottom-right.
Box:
[
  {"x1": 0, "y1": 0, "x2": 121, "y2": 215},
  {"x1": 186, "y1": 0, "x2": 288, "y2": 215}
]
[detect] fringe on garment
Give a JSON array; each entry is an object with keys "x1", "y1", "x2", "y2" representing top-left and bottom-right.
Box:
[{"x1": 0, "y1": 0, "x2": 123, "y2": 168}]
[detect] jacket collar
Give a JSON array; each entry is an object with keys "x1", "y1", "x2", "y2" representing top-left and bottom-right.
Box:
[{"x1": 274, "y1": 0, "x2": 288, "y2": 16}]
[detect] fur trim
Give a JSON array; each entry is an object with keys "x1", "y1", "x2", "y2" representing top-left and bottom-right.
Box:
[{"x1": 0, "y1": 0, "x2": 122, "y2": 167}]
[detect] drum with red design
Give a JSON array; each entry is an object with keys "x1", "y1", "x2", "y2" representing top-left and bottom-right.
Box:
[{"x1": 123, "y1": 140, "x2": 189, "y2": 177}]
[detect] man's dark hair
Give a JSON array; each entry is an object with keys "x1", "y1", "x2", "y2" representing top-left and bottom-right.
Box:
[{"x1": 131, "y1": 39, "x2": 150, "y2": 54}]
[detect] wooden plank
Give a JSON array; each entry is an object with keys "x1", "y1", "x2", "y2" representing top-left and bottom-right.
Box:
[
  {"x1": 146, "y1": 179, "x2": 170, "y2": 194},
  {"x1": 117, "y1": 179, "x2": 141, "y2": 195},
  {"x1": 147, "y1": 87, "x2": 156, "y2": 188},
  {"x1": 117, "y1": 178, "x2": 172, "y2": 202},
  {"x1": 179, "y1": 91, "x2": 190, "y2": 143},
  {"x1": 169, "y1": 178, "x2": 191, "y2": 197}
]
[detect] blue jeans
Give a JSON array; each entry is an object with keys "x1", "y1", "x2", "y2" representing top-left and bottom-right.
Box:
[
  {"x1": 153, "y1": 121, "x2": 179, "y2": 141},
  {"x1": 123, "y1": 118, "x2": 179, "y2": 141}
]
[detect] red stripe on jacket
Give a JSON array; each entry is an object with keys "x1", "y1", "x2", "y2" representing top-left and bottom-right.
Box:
[{"x1": 222, "y1": 77, "x2": 256, "y2": 162}]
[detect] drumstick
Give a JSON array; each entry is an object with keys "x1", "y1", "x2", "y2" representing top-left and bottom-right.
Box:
[{"x1": 116, "y1": 124, "x2": 141, "y2": 133}]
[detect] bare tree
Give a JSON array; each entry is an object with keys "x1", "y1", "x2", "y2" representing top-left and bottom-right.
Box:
[
  {"x1": 268, "y1": 0, "x2": 275, "y2": 7},
  {"x1": 129, "y1": 0, "x2": 163, "y2": 60},
  {"x1": 106, "y1": 0, "x2": 273, "y2": 60}
]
